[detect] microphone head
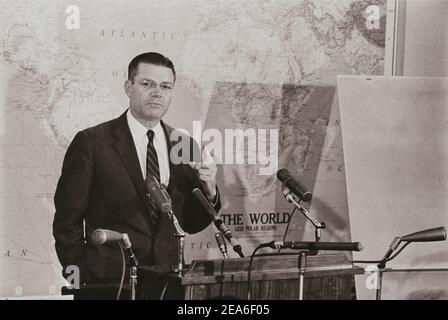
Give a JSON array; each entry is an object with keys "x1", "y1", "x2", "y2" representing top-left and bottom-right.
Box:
[
  {"x1": 92, "y1": 229, "x2": 107, "y2": 245},
  {"x1": 401, "y1": 226, "x2": 447, "y2": 242},
  {"x1": 192, "y1": 188, "x2": 204, "y2": 202},
  {"x1": 276, "y1": 169, "x2": 290, "y2": 182},
  {"x1": 192, "y1": 188, "x2": 218, "y2": 221},
  {"x1": 146, "y1": 174, "x2": 159, "y2": 186},
  {"x1": 276, "y1": 169, "x2": 312, "y2": 202},
  {"x1": 92, "y1": 229, "x2": 124, "y2": 245},
  {"x1": 356, "y1": 242, "x2": 364, "y2": 251}
]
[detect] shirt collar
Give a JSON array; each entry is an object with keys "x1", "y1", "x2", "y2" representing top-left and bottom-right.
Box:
[{"x1": 127, "y1": 109, "x2": 164, "y2": 142}]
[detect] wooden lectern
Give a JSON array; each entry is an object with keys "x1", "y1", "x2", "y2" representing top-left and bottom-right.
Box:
[{"x1": 137, "y1": 253, "x2": 363, "y2": 300}]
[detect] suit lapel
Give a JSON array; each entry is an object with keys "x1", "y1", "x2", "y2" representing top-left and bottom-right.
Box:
[
  {"x1": 113, "y1": 111, "x2": 148, "y2": 203},
  {"x1": 161, "y1": 120, "x2": 179, "y2": 194}
]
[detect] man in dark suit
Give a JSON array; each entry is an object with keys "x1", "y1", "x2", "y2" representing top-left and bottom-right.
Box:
[{"x1": 53, "y1": 52, "x2": 219, "y2": 296}]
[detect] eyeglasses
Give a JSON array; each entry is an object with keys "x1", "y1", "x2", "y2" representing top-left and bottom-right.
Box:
[{"x1": 136, "y1": 78, "x2": 174, "y2": 92}]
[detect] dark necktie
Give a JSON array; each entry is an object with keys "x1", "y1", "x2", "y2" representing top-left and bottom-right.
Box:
[{"x1": 146, "y1": 130, "x2": 160, "y2": 183}]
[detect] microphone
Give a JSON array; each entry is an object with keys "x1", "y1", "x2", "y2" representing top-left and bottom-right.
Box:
[
  {"x1": 192, "y1": 188, "x2": 245, "y2": 258},
  {"x1": 92, "y1": 229, "x2": 139, "y2": 266},
  {"x1": 192, "y1": 188, "x2": 217, "y2": 221},
  {"x1": 378, "y1": 227, "x2": 446, "y2": 269},
  {"x1": 277, "y1": 169, "x2": 312, "y2": 202},
  {"x1": 214, "y1": 231, "x2": 229, "y2": 259},
  {"x1": 261, "y1": 240, "x2": 363, "y2": 252},
  {"x1": 92, "y1": 229, "x2": 124, "y2": 245},
  {"x1": 146, "y1": 175, "x2": 172, "y2": 214},
  {"x1": 400, "y1": 226, "x2": 446, "y2": 242}
]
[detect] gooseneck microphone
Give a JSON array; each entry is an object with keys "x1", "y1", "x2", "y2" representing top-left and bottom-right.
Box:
[
  {"x1": 277, "y1": 169, "x2": 312, "y2": 202},
  {"x1": 192, "y1": 188, "x2": 245, "y2": 258},
  {"x1": 260, "y1": 240, "x2": 364, "y2": 252},
  {"x1": 146, "y1": 175, "x2": 185, "y2": 273},
  {"x1": 374, "y1": 226, "x2": 447, "y2": 300},
  {"x1": 378, "y1": 226, "x2": 447, "y2": 268},
  {"x1": 145, "y1": 174, "x2": 184, "y2": 234},
  {"x1": 92, "y1": 229, "x2": 139, "y2": 300},
  {"x1": 91, "y1": 229, "x2": 138, "y2": 266}
]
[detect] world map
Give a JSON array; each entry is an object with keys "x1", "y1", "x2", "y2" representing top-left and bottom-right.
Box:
[{"x1": 0, "y1": 0, "x2": 386, "y2": 297}]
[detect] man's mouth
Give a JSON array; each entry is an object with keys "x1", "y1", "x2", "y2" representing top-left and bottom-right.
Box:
[{"x1": 146, "y1": 102, "x2": 163, "y2": 107}]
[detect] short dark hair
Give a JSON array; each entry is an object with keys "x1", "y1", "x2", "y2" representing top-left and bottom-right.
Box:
[{"x1": 128, "y1": 52, "x2": 176, "y2": 83}]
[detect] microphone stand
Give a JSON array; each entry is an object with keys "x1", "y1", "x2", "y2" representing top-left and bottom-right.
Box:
[
  {"x1": 297, "y1": 249, "x2": 318, "y2": 300},
  {"x1": 166, "y1": 209, "x2": 186, "y2": 273},
  {"x1": 121, "y1": 234, "x2": 139, "y2": 300},
  {"x1": 281, "y1": 185, "x2": 325, "y2": 300},
  {"x1": 281, "y1": 186, "x2": 325, "y2": 242},
  {"x1": 376, "y1": 237, "x2": 401, "y2": 300},
  {"x1": 129, "y1": 264, "x2": 138, "y2": 300}
]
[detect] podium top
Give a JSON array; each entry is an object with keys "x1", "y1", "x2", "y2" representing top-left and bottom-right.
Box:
[{"x1": 138, "y1": 253, "x2": 363, "y2": 286}]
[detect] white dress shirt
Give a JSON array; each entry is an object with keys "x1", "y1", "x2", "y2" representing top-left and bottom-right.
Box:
[{"x1": 127, "y1": 110, "x2": 170, "y2": 187}]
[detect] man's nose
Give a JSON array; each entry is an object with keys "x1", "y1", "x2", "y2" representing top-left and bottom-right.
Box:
[{"x1": 150, "y1": 86, "x2": 162, "y2": 97}]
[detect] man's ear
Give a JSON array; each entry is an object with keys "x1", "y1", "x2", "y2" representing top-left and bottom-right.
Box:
[{"x1": 124, "y1": 79, "x2": 132, "y2": 98}]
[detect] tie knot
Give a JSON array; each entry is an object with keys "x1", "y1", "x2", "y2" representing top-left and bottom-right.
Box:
[{"x1": 147, "y1": 130, "x2": 155, "y2": 141}]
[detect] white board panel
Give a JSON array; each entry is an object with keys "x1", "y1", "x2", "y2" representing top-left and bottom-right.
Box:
[{"x1": 338, "y1": 75, "x2": 448, "y2": 299}]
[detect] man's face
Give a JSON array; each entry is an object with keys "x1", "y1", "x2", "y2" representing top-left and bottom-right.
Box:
[{"x1": 125, "y1": 63, "x2": 175, "y2": 124}]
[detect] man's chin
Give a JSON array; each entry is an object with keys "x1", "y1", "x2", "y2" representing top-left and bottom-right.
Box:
[{"x1": 144, "y1": 109, "x2": 166, "y2": 122}]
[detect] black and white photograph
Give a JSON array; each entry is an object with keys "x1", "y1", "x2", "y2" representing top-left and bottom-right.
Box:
[{"x1": 0, "y1": 0, "x2": 447, "y2": 304}]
